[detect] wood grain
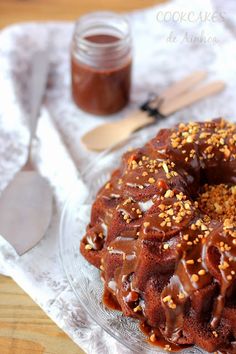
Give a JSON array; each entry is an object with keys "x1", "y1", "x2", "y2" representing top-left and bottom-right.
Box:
[
  {"x1": 0, "y1": 0, "x2": 165, "y2": 353},
  {"x1": 0, "y1": 275, "x2": 85, "y2": 354},
  {"x1": 0, "y1": 0, "x2": 165, "y2": 29}
]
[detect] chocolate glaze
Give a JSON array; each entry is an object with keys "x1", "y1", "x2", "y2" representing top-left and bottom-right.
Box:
[{"x1": 80, "y1": 119, "x2": 236, "y2": 353}]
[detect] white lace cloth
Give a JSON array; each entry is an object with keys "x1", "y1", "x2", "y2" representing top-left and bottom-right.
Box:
[{"x1": 1, "y1": 0, "x2": 236, "y2": 353}]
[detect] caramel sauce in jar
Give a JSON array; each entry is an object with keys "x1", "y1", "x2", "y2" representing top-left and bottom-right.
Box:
[{"x1": 71, "y1": 12, "x2": 132, "y2": 116}]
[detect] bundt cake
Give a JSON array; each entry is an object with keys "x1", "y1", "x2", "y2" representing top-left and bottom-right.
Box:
[{"x1": 80, "y1": 118, "x2": 236, "y2": 353}]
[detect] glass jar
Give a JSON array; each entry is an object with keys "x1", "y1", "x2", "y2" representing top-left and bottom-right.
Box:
[{"x1": 71, "y1": 12, "x2": 132, "y2": 116}]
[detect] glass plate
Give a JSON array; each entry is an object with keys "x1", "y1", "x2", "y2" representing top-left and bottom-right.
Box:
[{"x1": 59, "y1": 127, "x2": 205, "y2": 354}]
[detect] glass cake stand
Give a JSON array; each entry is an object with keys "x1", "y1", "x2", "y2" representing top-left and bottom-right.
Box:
[{"x1": 59, "y1": 126, "x2": 205, "y2": 354}]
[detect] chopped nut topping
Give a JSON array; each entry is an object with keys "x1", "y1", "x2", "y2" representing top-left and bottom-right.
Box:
[
  {"x1": 191, "y1": 274, "x2": 199, "y2": 282},
  {"x1": 219, "y1": 261, "x2": 230, "y2": 270},
  {"x1": 133, "y1": 305, "x2": 142, "y2": 312},
  {"x1": 163, "y1": 295, "x2": 176, "y2": 309},
  {"x1": 164, "y1": 190, "x2": 174, "y2": 198},
  {"x1": 148, "y1": 177, "x2": 155, "y2": 184},
  {"x1": 186, "y1": 259, "x2": 194, "y2": 265},
  {"x1": 149, "y1": 334, "x2": 156, "y2": 343},
  {"x1": 163, "y1": 295, "x2": 171, "y2": 303},
  {"x1": 164, "y1": 344, "x2": 172, "y2": 352},
  {"x1": 162, "y1": 162, "x2": 169, "y2": 174},
  {"x1": 178, "y1": 292, "x2": 185, "y2": 299},
  {"x1": 198, "y1": 184, "x2": 236, "y2": 241}
]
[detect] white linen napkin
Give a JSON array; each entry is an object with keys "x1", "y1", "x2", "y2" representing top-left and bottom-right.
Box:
[{"x1": 1, "y1": 0, "x2": 236, "y2": 352}]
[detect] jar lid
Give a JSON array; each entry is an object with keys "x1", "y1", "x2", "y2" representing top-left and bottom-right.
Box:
[{"x1": 72, "y1": 11, "x2": 132, "y2": 69}]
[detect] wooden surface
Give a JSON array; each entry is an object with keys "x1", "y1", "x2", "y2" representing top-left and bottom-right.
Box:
[
  {"x1": 0, "y1": 1, "x2": 165, "y2": 353},
  {"x1": 0, "y1": 275, "x2": 85, "y2": 354},
  {"x1": 0, "y1": 0, "x2": 162, "y2": 29}
]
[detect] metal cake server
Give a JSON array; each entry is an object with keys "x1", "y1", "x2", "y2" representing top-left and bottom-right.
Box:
[{"x1": 0, "y1": 50, "x2": 53, "y2": 255}]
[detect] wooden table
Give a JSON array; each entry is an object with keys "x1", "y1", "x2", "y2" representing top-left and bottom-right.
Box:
[
  {"x1": 0, "y1": 1, "x2": 164, "y2": 353},
  {"x1": 0, "y1": 275, "x2": 84, "y2": 354},
  {"x1": 0, "y1": 0, "x2": 162, "y2": 28}
]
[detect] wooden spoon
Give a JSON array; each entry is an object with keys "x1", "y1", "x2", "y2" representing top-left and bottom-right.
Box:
[
  {"x1": 81, "y1": 110, "x2": 155, "y2": 151},
  {"x1": 82, "y1": 71, "x2": 206, "y2": 151},
  {"x1": 81, "y1": 77, "x2": 225, "y2": 151}
]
